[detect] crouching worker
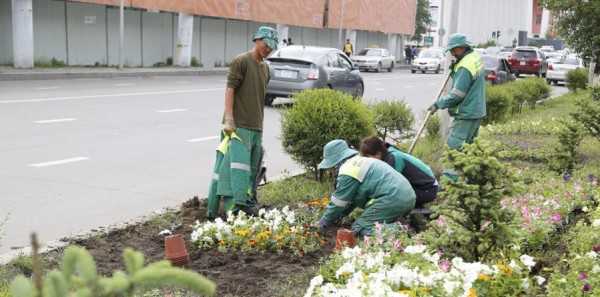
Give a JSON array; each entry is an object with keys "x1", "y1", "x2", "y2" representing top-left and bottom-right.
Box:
[
  {"x1": 317, "y1": 139, "x2": 416, "y2": 236},
  {"x1": 360, "y1": 136, "x2": 439, "y2": 208}
]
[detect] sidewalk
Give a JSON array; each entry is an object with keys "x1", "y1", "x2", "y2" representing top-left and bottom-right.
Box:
[{"x1": 0, "y1": 64, "x2": 412, "y2": 81}]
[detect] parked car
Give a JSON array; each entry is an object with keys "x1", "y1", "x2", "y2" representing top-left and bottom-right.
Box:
[
  {"x1": 351, "y1": 48, "x2": 395, "y2": 72},
  {"x1": 546, "y1": 55, "x2": 585, "y2": 85},
  {"x1": 544, "y1": 51, "x2": 565, "y2": 66},
  {"x1": 499, "y1": 47, "x2": 514, "y2": 59},
  {"x1": 411, "y1": 48, "x2": 445, "y2": 74},
  {"x1": 265, "y1": 45, "x2": 364, "y2": 106},
  {"x1": 481, "y1": 55, "x2": 516, "y2": 85},
  {"x1": 485, "y1": 46, "x2": 502, "y2": 56},
  {"x1": 508, "y1": 46, "x2": 548, "y2": 77},
  {"x1": 540, "y1": 45, "x2": 556, "y2": 53}
]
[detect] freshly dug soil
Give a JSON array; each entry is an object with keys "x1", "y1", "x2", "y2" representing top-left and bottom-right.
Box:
[{"x1": 68, "y1": 197, "x2": 336, "y2": 297}]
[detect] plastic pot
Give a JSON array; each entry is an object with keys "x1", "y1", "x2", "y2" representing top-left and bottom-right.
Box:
[
  {"x1": 164, "y1": 234, "x2": 190, "y2": 266},
  {"x1": 335, "y1": 228, "x2": 356, "y2": 250}
]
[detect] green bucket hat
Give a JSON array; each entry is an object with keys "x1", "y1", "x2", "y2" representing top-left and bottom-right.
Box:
[
  {"x1": 318, "y1": 139, "x2": 358, "y2": 170},
  {"x1": 446, "y1": 33, "x2": 471, "y2": 52},
  {"x1": 253, "y1": 26, "x2": 279, "y2": 51}
]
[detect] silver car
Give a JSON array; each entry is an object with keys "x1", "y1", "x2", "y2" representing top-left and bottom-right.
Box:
[
  {"x1": 351, "y1": 48, "x2": 396, "y2": 72},
  {"x1": 265, "y1": 45, "x2": 364, "y2": 106}
]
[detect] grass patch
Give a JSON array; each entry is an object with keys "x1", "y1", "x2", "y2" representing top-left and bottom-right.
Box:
[{"x1": 258, "y1": 173, "x2": 332, "y2": 208}]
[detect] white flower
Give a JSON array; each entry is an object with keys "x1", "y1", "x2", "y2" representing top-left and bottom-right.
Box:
[
  {"x1": 519, "y1": 254, "x2": 536, "y2": 270},
  {"x1": 341, "y1": 246, "x2": 362, "y2": 259},
  {"x1": 583, "y1": 206, "x2": 589, "y2": 213},
  {"x1": 592, "y1": 265, "x2": 600, "y2": 274},
  {"x1": 303, "y1": 275, "x2": 324, "y2": 297},
  {"x1": 534, "y1": 275, "x2": 546, "y2": 285},
  {"x1": 592, "y1": 219, "x2": 600, "y2": 227},
  {"x1": 404, "y1": 245, "x2": 427, "y2": 254},
  {"x1": 586, "y1": 251, "x2": 598, "y2": 259},
  {"x1": 335, "y1": 262, "x2": 355, "y2": 279},
  {"x1": 522, "y1": 278, "x2": 529, "y2": 290}
]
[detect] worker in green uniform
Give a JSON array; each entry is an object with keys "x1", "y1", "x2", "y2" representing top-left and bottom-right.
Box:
[
  {"x1": 207, "y1": 26, "x2": 278, "y2": 219},
  {"x1": 317, "y1": 139, "x2": 416, "y2": 236},
  {"x1": 428, "y1": 33, "x2": 486, "y2": 150},
  {"x1": 359, "y1": 136, "x2": 438, "y2": 208}
]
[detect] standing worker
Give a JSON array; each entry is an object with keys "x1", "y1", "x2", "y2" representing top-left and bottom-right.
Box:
[
  {"x1": 359, "y1": 136, "x2": 438, "y2": 208},
  {"x1": 343, "y1": 38, "x2": 354, "y2": 57},
  {"x1": 317, "y1": 140, "x2": 416, "y2": 236},
  {"x1": 404, "y1": 45, "x2": 413, "y2": 64},
  {"x1": 428, "y1": 33, "x2": 486, "y2": 179},
  {"x1": 206, "y1": 26, "x2": 279, "y2": 219}
]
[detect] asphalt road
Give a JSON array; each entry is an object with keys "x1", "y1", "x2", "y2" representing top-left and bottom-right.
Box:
[{"x1": 0, "y1": 70, "x2": 565, "y2": 253}]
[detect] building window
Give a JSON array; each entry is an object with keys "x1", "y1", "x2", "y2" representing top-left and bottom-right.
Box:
[{"x1": 536, "y1": 15, "x2": 542, "y2": 25}]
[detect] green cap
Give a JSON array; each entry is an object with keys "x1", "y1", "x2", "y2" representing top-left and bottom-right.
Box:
[
  {"x1": 253, "y1": 26, "x2": 279, "y2": 51},
  {"x1": 446, "y1": 33, "x2": 471, "y2": 52},
  {"x1": 318, "y1": 140, "x2": 358, "y2": 170}
]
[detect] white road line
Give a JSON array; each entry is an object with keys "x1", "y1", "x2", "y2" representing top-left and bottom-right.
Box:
[
  {"x1": 376, "y1": 88, "x2": 385, "y2": 91},
  {"x1": 34, "y1": 118, "x2": 77, "y2": 124},
  {"x1": 114, "y1": 83, "x2": 135, "y2": 87},
  {"x1": 187, "y1": 136, "x2": 219, "y2": 143},
  {"x1": 0, "y1": 88, "x2": 223, "y2": 104},
  {"x1": 29, "y1": 157, "x2": 89, "y2": 168},
  {"x1": 404, "y1": 85, "x2": 414, "y2": 88},
  {"x1": 156, "y1": 109, "x2": 188, "y2": 113},
  {"x1": 35, "y1": 86, "x2": 59, "y2": 90}
]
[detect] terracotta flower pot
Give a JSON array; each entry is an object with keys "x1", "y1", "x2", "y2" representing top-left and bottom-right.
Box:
[
  {"x1": 164, "y1": 234, "x2": 190, "y2": 266},
  {"x1": 335, "y1": 228, "x2": 356, "y2": 250}
]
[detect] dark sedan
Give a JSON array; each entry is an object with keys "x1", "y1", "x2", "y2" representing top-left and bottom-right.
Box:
[
  {"x1": 481, "y1": 55, "x2": 516, "y2": 85},
  {"x1": 265, "y1": 45, "x2": 364, "y2": 106}
]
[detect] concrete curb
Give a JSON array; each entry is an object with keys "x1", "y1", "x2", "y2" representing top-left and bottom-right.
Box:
[{"x1": 0, "y1": 65, "x2": 412, "y2": 81}]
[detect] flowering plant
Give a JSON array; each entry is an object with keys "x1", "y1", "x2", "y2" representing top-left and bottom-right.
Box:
[{"x1": 191, "y1": 206, "x2": 323, "y2": 255}]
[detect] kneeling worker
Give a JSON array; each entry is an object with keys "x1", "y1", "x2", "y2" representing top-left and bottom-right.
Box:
[
  {"x1": 360, "y1": 136, "x2": 438, "y2": 208},
  {"x1": 317, "y1": 139, "x2": 416, "y2": 236}
]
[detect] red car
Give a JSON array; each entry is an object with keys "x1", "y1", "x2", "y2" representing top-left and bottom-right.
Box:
[{"x1": 508, "y1": 47, "x2": 548, "y2": 77}]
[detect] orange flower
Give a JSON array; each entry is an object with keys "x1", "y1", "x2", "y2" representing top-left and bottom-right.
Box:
[
  {"x1": 478, "y1": 273, "x2": 491, "y2": 281},
  {"x1": 467, "y1": 288, "x2": 477, "y2": 297}
]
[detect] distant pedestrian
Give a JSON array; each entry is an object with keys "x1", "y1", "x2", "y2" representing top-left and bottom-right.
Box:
[
  {"x1": 282, "y1": 39, "x2": 288, "y2": 47},
  {"x1": 404, "y1": 45, "x2": 413, "y2": 64},
  {"x1": 287, "y1": 37, "x2": 293, "y2": 46},
  {"x1": 343, "y1": 38, "x2": 354, "y2": 57},
  {"x1": 411, "y1": 46, "x2": 418, "y2": 59}
]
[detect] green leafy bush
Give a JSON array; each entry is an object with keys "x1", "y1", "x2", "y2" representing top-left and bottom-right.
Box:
[
  {"x1": 371, "y1": 100, "x2": 414, "y2": 141},
  {"x1": 484, "y1": 84, "x2": 514, "y2": 125},
  {"x1": 566, "y1": 68, "x2": 588, "y2": 92},
  {"x1": 281, "y1": 89, "x2": 374, "y2": 172},
  {"x1": 573, "y1": 87, "x2": 600, "y2": 141},
  {"x1": 503, "y1": 78, "x2": 550, "y2": 112},
  {"x1": 423, "y1": 140, "x2": 521, "y2": 262},
  {"x1": 10, "y1": 246, "x2": 215, "y2": 297},
  {"x1": 425, "y1": 113, "x2": 441, "y2": 140},
  {"x1": 190, "y1": 57, "x2": 200, "y2": 67},
  {"x1": 550, "y1": 119, "x2": 585, "y2": 174}
]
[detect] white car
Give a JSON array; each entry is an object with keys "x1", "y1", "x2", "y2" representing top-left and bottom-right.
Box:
[
  {"x1": 411, "y1": 48, "x2": 445, "y2": 74},
  {"x1": 351, "y1": 48, "x2": 395, "y2": 72},
  {"x1": 546, "y1": 55, "x2": 584, "y2": 85}
]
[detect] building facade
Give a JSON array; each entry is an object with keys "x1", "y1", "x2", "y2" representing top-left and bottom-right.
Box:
[{"x1": 2, "y1": 0, "x2": 418, "y2": 68}]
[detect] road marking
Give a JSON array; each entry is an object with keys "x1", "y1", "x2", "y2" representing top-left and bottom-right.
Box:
[
  {"x1": 29, "y1": 157, "x2": 89, "y2": 168},
  {"x1": 114, "y1": 83, "x2": 135, "y2": 87},
  {"x1": 35, "y1": 86, "x2": 59, "y2": 90},
  {"x1": 404, "y1": 85, "x2": 414, "y2": 88},
  {"x1": 376, "y1": 88, "x2": 385, "y2": 91},
  {"x1": 187, "y1": 136, "x2": 219, "y2": 143},
  {"x1": 34, "y1": 118, "x2": 77, "y2": 124},
  {"x1": 156, "y1": 109, "x2": 188, "y2": 113},
  {"x1": 0, "y1": 88, "x2": 223, "y2": 104}
]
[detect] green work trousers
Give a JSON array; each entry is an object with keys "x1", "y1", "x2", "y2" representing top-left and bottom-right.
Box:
[
  {"x1": 447, "y1": 118, "x2": 481, "y2": 150},
  {"x1": 207, "y1": 128, "x2": 262, "y2": 218},
  {"x1": 351, "y1": 196, "x2": 414, "y2": 236}
]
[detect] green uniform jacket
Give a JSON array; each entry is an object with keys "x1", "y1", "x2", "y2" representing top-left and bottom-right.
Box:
[
  {"x1": 321, "y1": 156, "x2": 416, "y2": 226},
  {"x1": 386, "y1": 146, "x2": 436, "y2": 189},
  {"x1": 434, "y1": 50, "x2": 487, "y2": 120}
]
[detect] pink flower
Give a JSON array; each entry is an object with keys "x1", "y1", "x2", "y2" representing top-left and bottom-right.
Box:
[
  {"x1": 363, "y1": 236, "x2": 370, "y2": 247},
  {"x1": 392, "y1": 239, "x2": 403, "y2": 251},
  {"x1": 550, "y1": 213, "x2": 562, "y2": 223},
  {"x1": 439, "y1": 259, "x2": 451, "y2": 272}
]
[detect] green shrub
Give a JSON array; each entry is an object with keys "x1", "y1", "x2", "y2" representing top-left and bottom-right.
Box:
[
  {"x1": 566, "y1": 68, "x2": 588, "y2": 92},
  {"x1": 506, "y1": 83, "x2": 528, "y2": 113},
  {"x1": 572, "y1": 87, "x2": 600, "y2": 141},
  {"x1": 550, "y1": 119, "x2": 584, "y2": 174},
  {"x1": 423, "y1": 140, "x2": 521, "y2": 262},
  {"x1": 258, "y1": 174, "x2": 331, "y2": 207},
  {"x1": 166, "y1": 57, "x2": 173, "y2": 66},
  {"x1": 190, "y1": 57, "x2": 200, "y2": 67},
  {"x1": 281, "y1": 89, "x2": 374, "y2": 173},
  {"x1": 484, "y1": 84, "x2": 514, "y2": 125},
  {"x1": 371, "y1": 100, "x2": 414, "y2": 141},
  {"x1": 425, "y1": 113, "x2": 441, "y2": 140},
  {"x1": 10, "y1": 246, "x2": 215, "y2": 297}
]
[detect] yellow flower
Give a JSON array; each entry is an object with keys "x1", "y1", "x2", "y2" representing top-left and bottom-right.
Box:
[
  {"x1": 478, "y1": 273, "x2": 491, "y2": 281},
  {"x1": 234, "y1": 228, "x2": 250, "y2": 237},
  {"x1": 398, "y1": 289, "x2": 416, "y2": 297},
  {"x1": 467, "y1": 288, "x2": 477, "y2": 297},
  {"x1": 496, "y1": 263, "x2": 513, "y2": 276}
]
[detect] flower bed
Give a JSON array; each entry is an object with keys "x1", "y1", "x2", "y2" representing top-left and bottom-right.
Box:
[
  {"x1": 305, "y1": 225, "x2": 536, "y2": 297},
  {"x1": 191, "y1": 206, "x2": 324, "y2": 255}
]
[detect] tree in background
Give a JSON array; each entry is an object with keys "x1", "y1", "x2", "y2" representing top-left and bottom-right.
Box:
[
  {"x1": 540, "y1": 0, "x2": 600, "y2": 85},
  {"x1": 412, "y1": 0, "x2": 432, "y2": 43}
]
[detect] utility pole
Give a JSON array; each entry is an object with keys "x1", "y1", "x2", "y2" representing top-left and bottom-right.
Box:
[
  {"x1": 337, "y1": 0, "x2": 346, "y2": 49},
  {"x1": 118, "y1": 0, "x2": 124, "y2": 69}
]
